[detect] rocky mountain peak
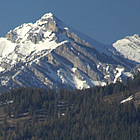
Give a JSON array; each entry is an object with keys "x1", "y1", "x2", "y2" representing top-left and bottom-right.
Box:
[
  {"x1": 40, "y1": 13, "x2": 54, "y2": 20},
  {"x1": 36, "y1": 13, "x2": 59, "y2": 32},
  {"x1": 0, "y1": 13, "x2": 140, "y2": 92},
  {"x1": 133, "y1": 34, "x2": 139, "y2": 38},
  {"x1": 5, "y1": 13, "x2": 59, "y2": 44}
]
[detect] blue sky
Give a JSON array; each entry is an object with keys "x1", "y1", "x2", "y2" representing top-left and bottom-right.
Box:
[{"x1": 0, "y1": 0, "x2": 140, "y2": 44}]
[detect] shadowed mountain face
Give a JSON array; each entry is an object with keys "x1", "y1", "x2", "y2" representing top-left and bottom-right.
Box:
[{"x1": 0, "y1": 13, "x2": 140, "y2": 92}]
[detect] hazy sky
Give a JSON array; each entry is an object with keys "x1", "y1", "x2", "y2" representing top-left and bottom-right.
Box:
[{"x1": 0, "y1": 0, "x2": 140, "y2": 44}]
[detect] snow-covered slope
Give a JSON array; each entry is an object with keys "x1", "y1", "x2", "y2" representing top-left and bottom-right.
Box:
[
  {"x1": 0, "y1": 13, "x2": 139, "y2": 92},
  {"x1": 113, "y1": 34, "x2": 140, "y2": 64}
]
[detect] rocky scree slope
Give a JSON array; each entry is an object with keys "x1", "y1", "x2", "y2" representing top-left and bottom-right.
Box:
[{"x1": 0, "y1": 13, "x2": 140, "y2": 91}]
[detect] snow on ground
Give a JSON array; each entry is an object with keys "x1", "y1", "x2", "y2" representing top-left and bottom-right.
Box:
[
  {"x1": 44, "y1": 31, "x2": 52, "y2": 38},
  {"x1": 121, "y1": 95, "x2": 133, "y2": 104},
  {"x1": 114, "y1": 68, "x2": 124, "y2": 83},
  {"x1": 71, "y1": 67, "x2": 77, "y2": 73},
  {"x1": 64, "y1": 27, "x2": 68, "y2": 30},
  {"x1": 16, "y1": 41, "x2": 35, "y2": 56},
  {"x1": 57, "y1": 68, "x2": 89, "y2": 89},
  {"x1": 1, "y1": 79, "x2": 8, "y2": 86},
  {"x1": 104, "y1": 75, "x2": 110, "y2": 79},
  {"x1": 106, "y1": 65, "x2": 109, "y2": 72},
  {"x1": 97, "y1": 65, "x2": 100, "y2": 69},
  {"x1": 113, "y1": 34, "x2": 140, "y2": 63},
  {"x1": 0, "y1": 38, "x2": 16, "y2": 57},
  {"x1": 13, "y1": 23, "x2": 33, "y2": 42},
  {"x1": 90, "y1": 80, "x2": 106, "y2": 87},
  {"x1": 123, "y1": 72, "x2": 133, "y2": 79},
  {"x1": 73, "y1": 76, "x2": 89, "y2": 89},
  {"x1": 0, "y1": 25, "x2": 68, "y2": 66},
  {"x1": 0, "y1": 67, "x2": 5, "y2": 72}
]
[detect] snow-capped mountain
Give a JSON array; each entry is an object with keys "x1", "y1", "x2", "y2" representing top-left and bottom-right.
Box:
[
  {"x1": 0, "y1": 13, "x2": 139, "y2": 92},
  {"x1": 113, "y1": 34, "x2": 140, "y2": 64}
]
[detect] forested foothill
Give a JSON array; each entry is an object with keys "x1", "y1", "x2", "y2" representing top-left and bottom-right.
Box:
[{"x1": 0, "y1": 72, "x2": 140, "y2": 139}]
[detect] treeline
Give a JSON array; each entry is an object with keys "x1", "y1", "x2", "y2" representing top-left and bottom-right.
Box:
[{"x1": 0, "y1": 72, "x2": 140, "y2": 139}]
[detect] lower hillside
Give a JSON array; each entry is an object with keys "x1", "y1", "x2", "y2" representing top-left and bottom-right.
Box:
[{"x1": 0, "y1": 72, "x2": 140, "y2": 140}]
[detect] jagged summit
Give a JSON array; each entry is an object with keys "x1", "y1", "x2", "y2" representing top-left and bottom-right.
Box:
[
  {"x1": 5, "y1": 13, "x2": 60, "y2": 44},
  {"x1": 0, "y1": 13, "x2": 139, "y2": 92},
  {"x1": 41, "y1": 13, "x2": 54, "y2": 19}
]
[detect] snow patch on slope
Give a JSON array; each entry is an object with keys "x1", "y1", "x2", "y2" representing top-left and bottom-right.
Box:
[
  {"x1": 114, "y1": 68, "x2": 124, "y2": 83},
  {"x1": 0, "y1": 67, "x2": 5, "y2": 72},
  {"x1": 121, "y1": 95, "x2": 133, "y2": 104},
  {"x1": 0, "y1": 38, "x2": 16, "y2": 57}
]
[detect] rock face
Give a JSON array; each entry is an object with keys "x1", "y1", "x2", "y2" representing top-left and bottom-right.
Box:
[{"x1": 0, "y1": 13, "x2": 139, "y2": 92}]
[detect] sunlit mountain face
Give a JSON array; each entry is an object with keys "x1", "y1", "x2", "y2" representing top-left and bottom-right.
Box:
[{"x1": 0, "y1": 13, "x2": 139, "y2": 92}]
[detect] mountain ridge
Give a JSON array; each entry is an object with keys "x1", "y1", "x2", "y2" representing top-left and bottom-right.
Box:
[{"x1": 0, "y1": 13, "x2": 139, "y2": 92}]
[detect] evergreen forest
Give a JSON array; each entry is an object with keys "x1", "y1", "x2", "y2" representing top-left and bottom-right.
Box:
[{"x1": 0, "y1": 72, "x2": 140, "y2": 139}]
